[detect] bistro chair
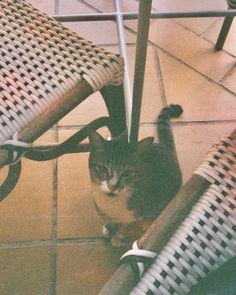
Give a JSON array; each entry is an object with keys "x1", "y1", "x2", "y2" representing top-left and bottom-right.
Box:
[{"x1": 0, "y1": 0, "x2": 127, "y2": 201}]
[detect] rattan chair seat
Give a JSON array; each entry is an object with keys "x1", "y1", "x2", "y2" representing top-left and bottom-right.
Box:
[{"x1": 0, "y1": 0, "x2": 124, "y2": 147}]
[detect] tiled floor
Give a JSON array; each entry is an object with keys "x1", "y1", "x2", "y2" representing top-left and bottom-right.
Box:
[{"x1": 0, "y1": 0, "x2": 236, "y2": 294}]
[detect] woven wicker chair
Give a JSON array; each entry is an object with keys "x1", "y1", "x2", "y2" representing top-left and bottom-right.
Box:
[
  {"x1": 216, "y1": 0, "x2": 236, "y2": 50},
  {"x1": 0, "y1": 0, "x2": 127, "y2": 200},
  {"x1": 99, "y1": 129, "x2": 236, "y2": 294}
]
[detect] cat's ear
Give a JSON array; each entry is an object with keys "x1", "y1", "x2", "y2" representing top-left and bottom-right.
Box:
[
  {"x1": 88, "y1": 130, "x2": 106, "y2": 152},
  {"x1": 137, "y1": 137, "x2": 154, "y2": 153}
]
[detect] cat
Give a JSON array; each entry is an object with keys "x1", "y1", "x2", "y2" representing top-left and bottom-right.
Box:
[{"x1": 88, "y1": 104, "x2": 183, "y2": 247}]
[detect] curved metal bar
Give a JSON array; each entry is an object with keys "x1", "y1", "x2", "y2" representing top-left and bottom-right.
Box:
[
  {"x1": 25, "y1": 116, "x2": 110, "y2": 161},
  {"x1": 0, "y1": 161, "x2": 22, "y2": 202}
]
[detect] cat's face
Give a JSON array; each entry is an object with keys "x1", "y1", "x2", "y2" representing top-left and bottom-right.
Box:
[{"x1": 88, "y1": 131, "x2": 154, "y2": 197}]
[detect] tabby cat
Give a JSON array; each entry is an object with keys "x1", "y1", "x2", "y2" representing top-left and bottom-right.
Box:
[{"x1": 88, "y1": 104, "x2": 183, "y2": 247}]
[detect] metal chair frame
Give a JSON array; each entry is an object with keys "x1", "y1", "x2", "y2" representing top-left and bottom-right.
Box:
[{"x1": 52, "y1": 0, "x2": 236, "y2": 143}]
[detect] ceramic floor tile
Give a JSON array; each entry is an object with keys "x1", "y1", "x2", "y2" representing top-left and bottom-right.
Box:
[
  {"x1": 62, "y1": 21, "x2": 124, "y2": 45},
  {"x1": 82, "y1": 0, "x2": 115, "y2": 12},
  {"x1": 58, "y1": 0, "x2": 95, "y2": 14},
  {"x1": 0, "y1": 159, "x2": 54, "y2": 242},
  {"x1": 126, "y1": 45, "x2": 164, "y2": 124},
  {"x1": 222, "y1": 66, "x2": 236, "y2": 93},
  {"x1": 58, "y1": 91, "x2": 108, "y2": 127},
  {"x1": 152, "y1": 0, "x2": 226, "y2": 11},
  {"x1": 57, "y1": 130, "x2": 104, "y2": 239},
  {"x1": 0, "y1": 247, "x2": 51, "y2": 295},
  {"x1": 57, "y1": 243, "x2": 123, "y2": 295},
  {"x1": 203, "y1": 18, "x2": 236, "y2": 57},
  {"x1": 157, "y1": 50, "x2": 236, "y2": 122},
  {"x1": 26, "y1": 0, "x2": 55, "y2": 14},
  {"x1": 0, "y1": 132, "x2": 54, "y2": 242},
  {"x1": 173, "y1": 122, "x2": 235, "y2": 183},
  {"x1": 58, "y1": 0, "x2": 136, "y2": 45},
  {"x1": 152, "y1": 0, "x2": 226, "y2": 35},
  {"x1": 149, "y1": 18, "x2": 235, "y2": 83}
]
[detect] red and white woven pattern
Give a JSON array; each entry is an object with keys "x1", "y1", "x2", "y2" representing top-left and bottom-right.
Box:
[
  {"x1": 0, "y1": 0, "x2": 124, "y2": 144},
  {"x1": 131, "y1": 136, "x2": 236, "y2": 295}
]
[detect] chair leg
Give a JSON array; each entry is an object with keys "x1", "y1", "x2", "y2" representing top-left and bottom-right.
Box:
[
  {"x1": 0, "y1": 161, "x2": 21, "y2": 202},
  {"x1": 215, "y1": 15, "x2": 234, "y2": 50},
  {"x1": 100, "y1": 84, "x2": 127, "y2": 138}
]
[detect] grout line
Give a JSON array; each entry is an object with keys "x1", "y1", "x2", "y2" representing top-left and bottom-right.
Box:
[
  {"x1": 49, "y1": 125, "x2": 59, "y2": 295},
  {"x1": 153, "y1": 45, "x2": 236, "y2": 96},
  {"x1": 49, "y1": 159, "x2": 58, "y2": 295},
  {"x1": 0, "y1": 237, "x2": 104, "y2": 250},
  {"x1": 78, "y1": 0, "x2": 102, "y2": 13},
  {"x1": 56, "y1": 117, "x2": 236, "y2": 131},
  {"x1": 153, "y1": 46, "x2": 167, "y2": 107},
  {"x1": 57, "y1": 237, "x2": 104, "y2": 245},
  {"x1": 140, "y1": 119, "x2": 236, "y2": 127},
  {"x1": 200, "y1": 17, "x2": 220, "y2": 37},
  {"x1": 220, "y1": 63, "x2": 236, "y2": 84},
  {"x1": 0, "y1": 240, "x2": 53, "y2": 249}
]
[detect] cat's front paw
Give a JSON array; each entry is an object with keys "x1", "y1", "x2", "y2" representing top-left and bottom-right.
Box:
[{"x1": 102, "y1": 223, "x2": 119, "y2": 239}]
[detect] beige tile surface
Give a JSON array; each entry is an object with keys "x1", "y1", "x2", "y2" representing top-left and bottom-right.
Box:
[
  {"x1": 57, "y1": 130, "x2": 103, "y2": 239},
  {"x1": 203, "y1": 18, "x2": 236, "y2": 57},
  {"x1": 26, "y1": 0, "x2": 55, "y2": 14},
  {"x1": 0, "y1": 159, "x2": 54, "y2": 242},
  {"x1": 0, "y1": 247, "x2": 51, "y2": 295},
  {"x1": 152, "y1": 0, "x2": 226, "y2": 35},
  {"x1": 58, "y1": 92, "x2": 107, "y2": 127},
  {"x1": 222, "y1": 66, "x2": 236, "y2": 93},
  {"x1": 0, "y1": 132, "x2": 54, "y2": 242},
  {"x1": 81, "y1": 0, "x2": 115, "y2": 12},
  {"x1": 173, "y1": 123, "x2": 235, "y2": 183},
  {"x1": 57, "y1": 243, "x2": 123, "y2": 295},
  {"x1": 157, "y1": 50, "x2": 236, "y2": 121},
  {"x1": 149, "y1": 18, "x2": 235, "y2": 82},
  {"x1": 58, "y1": 0, "x2": 136, "y2": 45}
]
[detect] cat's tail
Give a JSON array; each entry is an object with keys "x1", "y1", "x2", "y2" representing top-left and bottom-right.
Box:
[{"x1": 157, "y1": 104, "x2": 183, "y2": 152}]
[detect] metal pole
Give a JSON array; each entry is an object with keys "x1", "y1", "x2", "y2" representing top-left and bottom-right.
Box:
[
  {"x1": 114, "y1": 0, "x2": 133, "y2": 139},
  {"x1": 52, "y1": 9, "x2": 236, "y2": 22},
  {"x1": 130, "y1": 0, "x2": 152, "y2": 143}
]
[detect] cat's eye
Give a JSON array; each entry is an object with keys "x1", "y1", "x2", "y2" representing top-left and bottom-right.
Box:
[
  {"x1": 121, "y1": 169, "x2": 134, "y2": 178},
  {"x1": 94, "y1": 165, "x2": 109, "y2": 179}
]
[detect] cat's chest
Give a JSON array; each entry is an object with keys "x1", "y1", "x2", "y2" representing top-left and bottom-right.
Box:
[{"x1": 92, "y1": 186, "x2": 136, "y2": 224}]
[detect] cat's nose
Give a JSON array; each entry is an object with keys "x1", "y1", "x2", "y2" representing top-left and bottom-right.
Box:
[{"x1": 108, "y1": 173, "x2": 119, "y2": 192}]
